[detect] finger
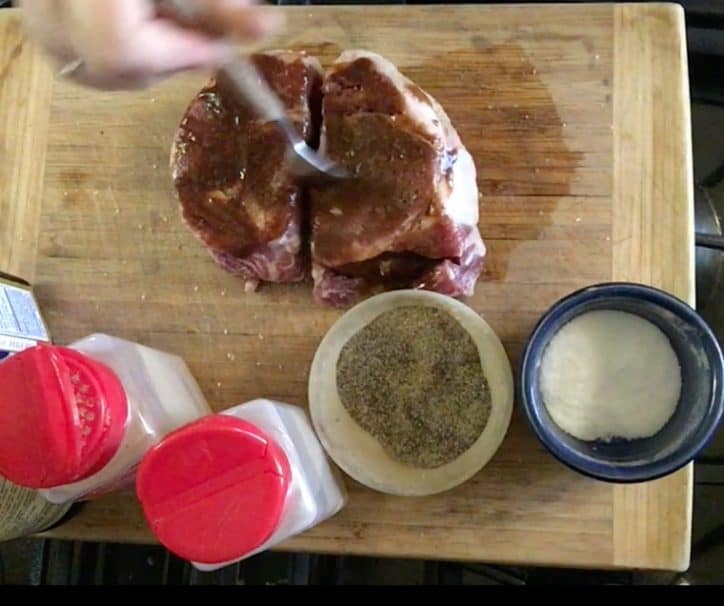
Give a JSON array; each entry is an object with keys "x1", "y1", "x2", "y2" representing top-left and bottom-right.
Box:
[
  {"x1": 57, "y1": 63, "x2": 163, "y2": 91},
  {"x1": 61, "y1": 0, "x2": 229, "y2": 80},
  {"x1": 223, "y1": 6, "x2": 284, "y2": 41},
  {"x1": 158, "y1": 0, "x2": 284, "y2": 41},
  {"x1": 66, "y1": 0, "x2": 281, "y2": 78},
  {"x1": 18, "y1": 0, "x2": 74, "y2": 61},
  {"x1": 62, "y1": 0, "x2": 154, "y2": 73},
  {"x1": 120, "y1": 20, "x2": 235, "y2": 75}
]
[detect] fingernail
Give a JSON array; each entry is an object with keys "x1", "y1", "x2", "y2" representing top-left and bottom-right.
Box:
[{"x1": 257, "y1": 9, "x2": 285, "y2": 36}]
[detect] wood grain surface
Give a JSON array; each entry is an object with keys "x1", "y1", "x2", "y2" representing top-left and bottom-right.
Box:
[{"x1": 0, "y1": 4, "x2": 693, "y2": 570}]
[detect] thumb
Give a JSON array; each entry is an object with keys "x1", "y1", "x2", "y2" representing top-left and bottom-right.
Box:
[
  {"x1": 121, "y1": 20, "x2": 235, "y2": 75},
  {"x1": 158, "y1": 0, "x2": 285, "y2": 41}
]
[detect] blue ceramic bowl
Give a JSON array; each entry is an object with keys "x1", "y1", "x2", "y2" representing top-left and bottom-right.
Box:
[{"x1": 519, "y1": 282, "x2": 724, "y2": 483}]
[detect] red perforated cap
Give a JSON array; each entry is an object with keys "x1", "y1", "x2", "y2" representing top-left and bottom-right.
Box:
[
  {"x1": 136, "y1": 415, "x2": 291, "y2": 565},
  {"x1": 0, "y1": 344, "x2": 128, "y2": 488}
]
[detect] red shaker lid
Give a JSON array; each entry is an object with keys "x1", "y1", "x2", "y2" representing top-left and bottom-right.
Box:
[
  {"x1": 0, "y1": 344, "x2": 128, "y2": 488},
  {"x1": 136, "y1": 415, "x2": 291, "y2": 565}
]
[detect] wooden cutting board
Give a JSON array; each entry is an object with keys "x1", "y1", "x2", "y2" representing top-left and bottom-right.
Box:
[{"x1": 0, "y1": 3, "x2": 694, "y2": 571}]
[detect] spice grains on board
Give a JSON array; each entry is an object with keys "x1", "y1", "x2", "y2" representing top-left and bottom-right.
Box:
[{"x1": 336, "y1": 305, "x2": 491, "y2": 468}]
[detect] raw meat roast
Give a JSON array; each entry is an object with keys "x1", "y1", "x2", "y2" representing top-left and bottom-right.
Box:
[{"x1": 171, "y1": 50, "x2": 485, "y2": 305}]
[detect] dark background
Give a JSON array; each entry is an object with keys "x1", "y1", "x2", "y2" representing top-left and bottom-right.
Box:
[{"x1": 1, "y1": 0, "x2": 723, "y2": 585}]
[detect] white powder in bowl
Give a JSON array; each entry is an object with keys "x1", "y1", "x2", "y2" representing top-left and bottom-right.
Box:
[{"x1": 540, "y1": 310, "x2": 682, "y2": 442}]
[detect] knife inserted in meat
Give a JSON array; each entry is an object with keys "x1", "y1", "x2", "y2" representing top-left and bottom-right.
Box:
[{"x1": 171, "y1": 50, "x2": 486, "y2": 305}]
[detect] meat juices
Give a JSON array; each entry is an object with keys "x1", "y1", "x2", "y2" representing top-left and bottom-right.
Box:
[
  {"x1": 171, "y1": 51, "x2": 323, "y2": 291},
  {"x1": 310, "y1": 50, "x2": 485, "y2": 307}
]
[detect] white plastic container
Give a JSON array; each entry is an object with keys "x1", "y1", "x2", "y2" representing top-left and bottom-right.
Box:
[
  {"x1": 0, "y1": 334, "x2": 210, "y2": 504},
  {"x1": 136, "y1": 399, "x2": 347, "y2": 570}
]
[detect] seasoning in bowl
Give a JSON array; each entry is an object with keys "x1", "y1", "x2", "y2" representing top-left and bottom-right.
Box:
[
  {"x1": 336, "y1": 306, "x2": 492, "y2": 468},
  {"x1": 309, "y1": 290, "x2": 513, "y2": 497},
  {"x1": 540, "y1": 309, "x2": 682, "y2": 442},
  {"x1": 520, "y1": 282, "x2": 724, "y2": 483}
]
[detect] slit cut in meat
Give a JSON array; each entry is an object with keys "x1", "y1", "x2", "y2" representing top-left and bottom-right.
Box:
[
  {"x1": 170, "y1": 51, "x2": 323, "y2": 291},
  {"x1": 309, "y1": 50, "x2": 485, "y2": 306}
]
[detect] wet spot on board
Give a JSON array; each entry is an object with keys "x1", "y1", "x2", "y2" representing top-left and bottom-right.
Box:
[{"x1": 407, "y1": 42, "x2": 584, "y2": 280}]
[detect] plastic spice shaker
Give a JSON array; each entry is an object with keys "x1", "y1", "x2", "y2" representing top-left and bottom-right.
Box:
[
  {"x1": 136, "y1": 399, "x2": 347, "y2": 570},
  {"x1": 0, "y1": 334, "x2": 211, "y2": 504}
]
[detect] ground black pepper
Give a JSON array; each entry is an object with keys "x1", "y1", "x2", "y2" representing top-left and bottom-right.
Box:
[{"x1": 336, "y1": 305, "x2": 491, "y2": 468}]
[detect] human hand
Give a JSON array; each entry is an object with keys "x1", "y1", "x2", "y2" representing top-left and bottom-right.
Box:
[{"x1": 18, "y1": 0, "x2": 283, "y2": 90}]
